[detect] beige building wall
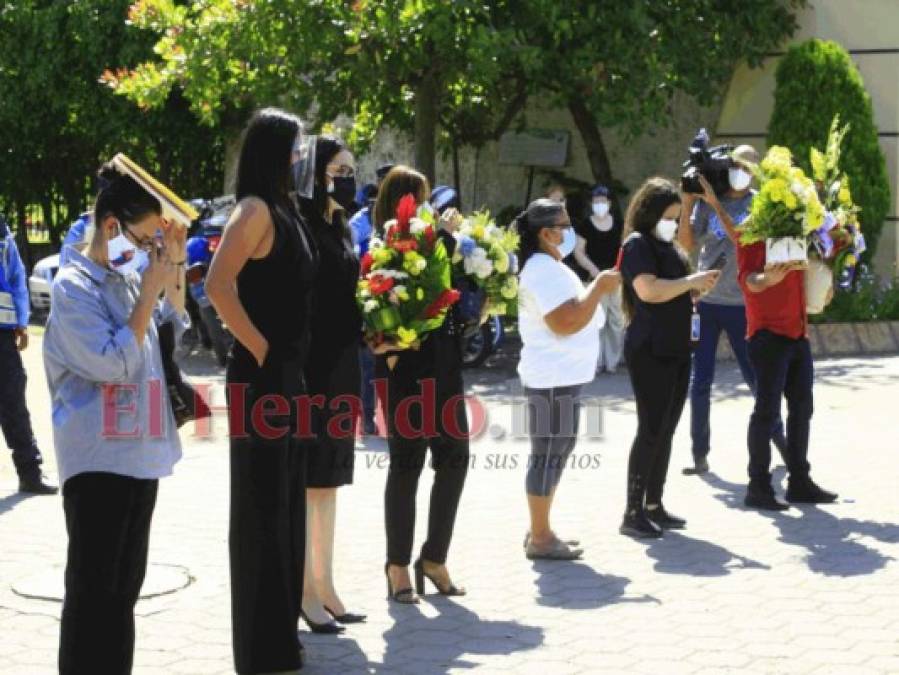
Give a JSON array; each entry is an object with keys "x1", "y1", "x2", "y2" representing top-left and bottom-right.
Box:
[{"x1": 716, "y1": 0, "x2": 898, "y2": 278}]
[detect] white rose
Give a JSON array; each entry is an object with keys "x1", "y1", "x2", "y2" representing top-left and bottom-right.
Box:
[{"x1": 364, "y1": 299, "x2": 379, "y2": 313}]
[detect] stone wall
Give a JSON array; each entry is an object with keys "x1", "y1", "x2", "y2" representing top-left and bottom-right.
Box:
[{"x1": 352, "y1": 91, "x2": 723, "y2": 222}]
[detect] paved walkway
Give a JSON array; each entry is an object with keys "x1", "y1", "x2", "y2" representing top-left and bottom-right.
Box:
[{"x1": 1, "y1": 338, "x2": 897, "y2": 674}]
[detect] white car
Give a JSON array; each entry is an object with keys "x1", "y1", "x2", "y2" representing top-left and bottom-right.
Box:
[{"x1": 28, "y1": 253, "x2": 59, "y2": 313}]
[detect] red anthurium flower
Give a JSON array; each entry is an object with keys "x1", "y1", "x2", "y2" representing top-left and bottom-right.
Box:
[
  {"x1": 396, "y1": 193, "x2": 417, "y2": 235},
  {"x1": 369, "y1": 275, "x2": 395, "y2": 296},
  {"x1": 423, "y1": 288, "x2": 461, "y2": 319},
  {"x1": 423, "y1": 225, "x2": 436, "y2": 248},
  {"x1": 360, "y1": 251, "x2": 373, "y2": 275},
  {"x1": 391, "y1": 238, "x2": 418, "y2": 253}
]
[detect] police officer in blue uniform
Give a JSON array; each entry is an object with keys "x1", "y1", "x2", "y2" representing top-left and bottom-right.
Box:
[{"x1": 0, "y1": 214, "x2": 57, "y2": 494}]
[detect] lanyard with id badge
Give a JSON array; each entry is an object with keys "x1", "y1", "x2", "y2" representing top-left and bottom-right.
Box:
[{"x1": 691, "y1": 251, "x2": 727, "y2": 345}]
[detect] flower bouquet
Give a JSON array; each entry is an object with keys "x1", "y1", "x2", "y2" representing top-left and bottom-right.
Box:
[
  {"x1": 739, "y1": 145, "x2": 825, "y2": 268},
  {"x1": 807, "y1": 115, "x2": 866, "y2": 312},
  {"x1": 451, "y1": 211, "x2": 520, "y2": 319},
  {"x1": 357, "y1": 195, "x2": 459, "y2": 349}
]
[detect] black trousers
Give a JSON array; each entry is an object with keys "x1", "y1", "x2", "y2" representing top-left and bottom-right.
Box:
[
  {"x1": 227, "y1": 348, "x2": 306, "y2": 675},
  {"x1": 381, "y1": 334, "x2": 470, "y2": 566},
  {"x1": 0, "y1": 329, "x2": 42, "y2": 477},
  {"x1": 59, "y1": 472, "x2": 158, "y2": 675},
  {"x1": 625, "y1": 344, "x2": 691, "y2": 507},
  {"x1": 747, "y1": 330, "x2": 813, "y2": 487}
]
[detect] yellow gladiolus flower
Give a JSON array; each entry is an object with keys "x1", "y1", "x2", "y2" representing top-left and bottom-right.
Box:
[
  {"x1": 838, "y1": 186, "x2": 851, "y2": 204},
  {"x1": 416, "y1": 287, "x2": 425, "y2": 301},
  {"x1": 397, "y1": 327, "x2": 417, "y2": 347}
]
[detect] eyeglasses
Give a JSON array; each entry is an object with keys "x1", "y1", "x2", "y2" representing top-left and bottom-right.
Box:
[
  {"x1": 122, "y1": 224, "x2": 156, "y2": 252},
  {"x1": 327, "y1": 163, "x2": 356, "y2": 178}
]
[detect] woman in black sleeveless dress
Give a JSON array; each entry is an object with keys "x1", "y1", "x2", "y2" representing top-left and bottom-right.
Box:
[
  {"x1": 297, "y1": 136, "x2": 365, "y2": 632},
  {"x1": 373, "y1": 166, "x2": 470, "y2": 605},
  {"x1": 207, "y1": 108, "x2": 318, "y2": 674}
]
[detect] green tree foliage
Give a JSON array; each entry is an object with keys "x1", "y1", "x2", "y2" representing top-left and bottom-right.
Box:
[
  {"x1": 119, "y1": 1, "x2": 804, "y2": 213},
  {"x1": 768, "y1": 39, "x2": 891, "y2": 263},
  {"x1": 0, "y1": 0, "x2": 224, "y2": 252}
]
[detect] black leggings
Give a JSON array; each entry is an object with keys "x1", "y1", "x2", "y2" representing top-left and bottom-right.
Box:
[
  {"x1": 381, "y1": 337, "x2": 470, "y2": 567},
  {"x1": 625, "y1": 345, "x2": 691, "y2": 507}
]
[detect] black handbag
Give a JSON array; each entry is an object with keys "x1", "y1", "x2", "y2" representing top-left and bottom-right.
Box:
[{"x1": 158, "y1": 319, "x2": 211, "y2": 428}]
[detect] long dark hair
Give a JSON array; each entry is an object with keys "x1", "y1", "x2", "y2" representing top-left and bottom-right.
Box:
[
  {"x1": 92, "y1": 163, "x2": 160, "y2": 243},
  {"x1": 373, "y1": 165, "x2": 429, "y2": 232},
  {"x1": 620, "y1": 177, "x2": 687, "y2": 321},
  {"x1": 307, "y1": 135, "x2": 351, "y2": 241},
  {"x1": 513, "y1": 198, "x2": 567, "y2": 270}
]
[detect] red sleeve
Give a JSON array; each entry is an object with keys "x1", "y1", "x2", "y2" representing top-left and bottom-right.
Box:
[{"x1": 737, "y1": 241, "x2": 765, "y2": 290}]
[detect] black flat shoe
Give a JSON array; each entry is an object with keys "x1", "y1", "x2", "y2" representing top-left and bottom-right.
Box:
[
  {"x1": 786, "y1": 478, "x2": 837, "y2": 504},
  {"x1": 385, "y1": 563, "x2": 419, "y2": 604},
  {"x1": 647, "y1": 505, "x2": 687, "y2": 529},
  {"x1": 744, "y1": 485, "x2": 789, "y2": 511},
  {"x1": 619, "y1": 510, "x2": 663, "y2": 539},
  {"x1": 300, "y1": 610, "x2": 345, "y2": 634},
  {"x1": 682, "y1": 457, "x2": 709, "y2": 476},
  {"x1": 18, "y1": 473, "x2": 58, "y2": 495},
  {"x1": 324, "y1": 605, "x2": 367, "y2": 624},
  {"x1": 414, "y1": 559, "x2": 466, "y2": 596}
]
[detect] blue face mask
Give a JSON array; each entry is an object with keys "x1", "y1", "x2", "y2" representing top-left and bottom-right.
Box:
[{"x1": 557, "y1": 226, "x2": 576, "y2": 258}]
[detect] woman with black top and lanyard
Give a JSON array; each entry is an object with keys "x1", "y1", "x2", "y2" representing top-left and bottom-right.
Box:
[
  {"x1": 297, "y1": 135, "x2": 366, "y2": 633},
  {"x1": 373, "y1": 166, "x2": 469, "y2": 604},
  {"x1": 618, "y1": 178, "x2": 719, "y2": 539},
  {"x1": 207, "y1": 108, "x2": 318, "y2": 674}
]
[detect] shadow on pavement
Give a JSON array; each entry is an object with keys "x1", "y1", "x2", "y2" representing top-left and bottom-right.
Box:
[
  {"x1": 531, "y1": 560, "x2": 658, "y2": 610},
  {"x1": 0, "y1": 491, "x2": 30, "y2": 517},
  {"x1": 644, "y1": 530, "x2": 769, "y2": 576},
  {"x1": 702, "y1": 471, "x2": 898, "y2": 577},
  {"x1": 373, "y1": 598, "x2": 544, "y2": 674}
]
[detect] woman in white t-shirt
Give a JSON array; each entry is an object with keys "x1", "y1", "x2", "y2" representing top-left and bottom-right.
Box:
[{"x1": 515, "y1": 199, "x2": 621, "y2": 560}]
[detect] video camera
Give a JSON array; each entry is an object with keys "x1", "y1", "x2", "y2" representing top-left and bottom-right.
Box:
[{"x1": 681, "y1": 129, "x2": 734, "y2": 197}]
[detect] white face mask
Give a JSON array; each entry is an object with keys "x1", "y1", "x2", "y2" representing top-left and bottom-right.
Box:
[
  {"x1": 729, "y1": 168, "x2": 752, "y2": 191},
  {"x1": 653, "y1": 218, "x2": 678, "y2": 243},
  {"x1": 592, "y1": 201, "x2": 610, "y2": 218},
  {"x1": 555, "y1": 227, "x2": 576, "y2": 258},
  {"x1": 107, "y1": 222, "x2": 148, "y2": 276}
]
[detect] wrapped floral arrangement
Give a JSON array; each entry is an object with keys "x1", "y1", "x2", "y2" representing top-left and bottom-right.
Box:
[
  {"x1": 356, "y1": 195, "x2": 459, "y2": 349},
  {"x1": 808, "y1": 115, "x2": 866, "y2": 288},
  {"x1": 739, "y1": 145, "x2": 825, "y2": 267},
  {"x1": 451, "y1": 211, "x2": 520, "y2": 317}
]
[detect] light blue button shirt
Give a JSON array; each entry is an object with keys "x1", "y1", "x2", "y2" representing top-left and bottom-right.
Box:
[{"x1": 42, "y1": 247, "x2": 184, "y2": 486}]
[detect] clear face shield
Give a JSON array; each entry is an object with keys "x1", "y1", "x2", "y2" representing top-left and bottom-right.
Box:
[{"x1": 292, "y1": 133, "x2": 317, "y2": 200}]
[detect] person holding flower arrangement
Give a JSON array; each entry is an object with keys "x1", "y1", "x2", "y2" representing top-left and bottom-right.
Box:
[
  {"x1": 736, "y1": 144, "x2": 837, "y2": 510},
  {"x1": 362, "y1": 165, "x2": 469, "y2": 604},
  {"x1": 296, "y1": 135, "x2": 367, "y2": 634}
]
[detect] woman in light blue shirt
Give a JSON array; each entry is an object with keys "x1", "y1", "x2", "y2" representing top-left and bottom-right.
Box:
[{"x1": 43, "y1": 162, "x2": 186, "y2": 675}]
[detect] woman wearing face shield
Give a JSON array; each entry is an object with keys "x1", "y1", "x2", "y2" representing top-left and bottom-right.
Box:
[
  {"x1": 570, "y1": 184, "x2": 626, "y2": 374},
  {"x1": 206, "y1": 108, "x2": 318, "y2": 674},
  {"x1": 618, "y1": 178, "x2": 721, "y2": 539},
  {"x1": 516, "y1": 198, "x2": 621, "y2": 560},
  {"x1": 295, "y1": 135, "x2": 366, "y2": 633},
  {"x1": 43, "y1": 162, "x2": 187, "y2": 674}
]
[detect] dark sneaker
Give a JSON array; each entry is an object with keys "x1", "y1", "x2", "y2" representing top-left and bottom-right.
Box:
[
  {"x1": 744, "y1": 484, "x2": 789, "y2": 511},
  {"x1": 682, "y1": 457, "x2": 710, "y2": 476},
  {"x1": 619, "y1": 511, "x2": 663, "y2": 539},
  {"x1": 786, "y1": 478, "x2": 838, "y2": 504},
  {"x1": 19, "y1": 473, "x2": 59, "y2": 496},
  {"x1": 647, "y1": 505, "x2": 687, "y2": 530}
]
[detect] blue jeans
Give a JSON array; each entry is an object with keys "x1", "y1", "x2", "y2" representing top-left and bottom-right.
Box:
[
  {"x1": 359, "y1": 346, "x2": 375, "y2": 424},
  {"x1": 747, "y1": 331, "x2": 812, "y2": 486},
  {"x1": 690, "y1": 302, "x2": 785, "y2": 459}
]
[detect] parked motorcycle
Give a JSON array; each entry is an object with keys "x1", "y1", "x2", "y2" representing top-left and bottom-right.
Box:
[{"x1": 186, "y1": 197, "x2": 234, "y2": 366}]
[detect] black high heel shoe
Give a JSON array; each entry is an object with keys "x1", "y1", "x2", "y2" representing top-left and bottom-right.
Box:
[
  {"x1": 385, "y1": 562, "x2": 419, "y2": 604},
  {"x1": 300, "y1": 609, "x2": 345, "y2": 634},
  {"x1": 414, "y1": 559, "x2": 466, "y2": 597},
  {"x1": 324, "y1": 605, "x2": 367, "y2": 624}
]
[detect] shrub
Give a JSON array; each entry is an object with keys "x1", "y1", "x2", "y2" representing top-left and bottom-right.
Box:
[
  {"x1": 768, "y1": 39, "x2": 891, "y2": 265},
  {"x1": 811, "y1": 271, "x2": 899, "y2": 323}
]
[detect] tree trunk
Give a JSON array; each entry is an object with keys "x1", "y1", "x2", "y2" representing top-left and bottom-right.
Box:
[
  {"x1": 568, "y1": 99, "x2": 623, "y2": 223},
  {"x1": 414, "y1": 73, "x2": 440, "y2": 186},
  {"x1": 451, "y1": 135, "x2": 462, "y2": 207},
  {"x1": 223, "y1": 126, "x2": 244, "y2": 195}
]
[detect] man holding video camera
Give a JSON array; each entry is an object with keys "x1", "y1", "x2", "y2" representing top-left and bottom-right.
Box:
[{"x1": 678, "y1": 140, "x2": 786, "y2": 476}]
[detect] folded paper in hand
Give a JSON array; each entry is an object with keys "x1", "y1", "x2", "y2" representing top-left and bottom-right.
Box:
[{"x1": 111, "y1": 153, "x2": 199, "y2": 227}]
